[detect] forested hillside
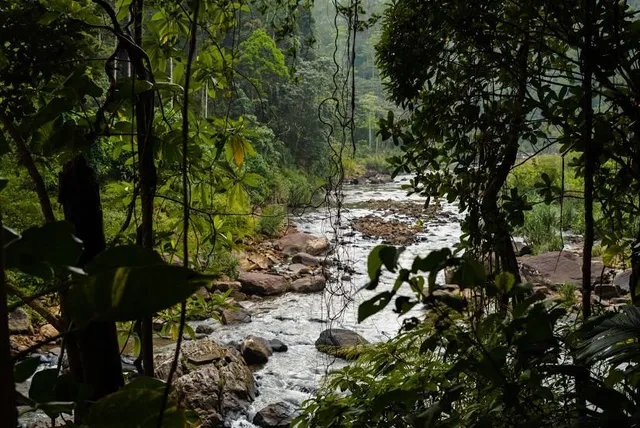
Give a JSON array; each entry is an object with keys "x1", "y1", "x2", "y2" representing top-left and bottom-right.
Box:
[{"x1": 2, "y1": 0, "x2": 640, "y2": 427}]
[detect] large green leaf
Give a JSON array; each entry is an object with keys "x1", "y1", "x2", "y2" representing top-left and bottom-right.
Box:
[
  {"x1": 85, "y1": 377, "x2": 197, "y2": 427},
  {"x1": 358, "y1": 291, "x2": 394, "y2": 323},
  {"x1": 86, "y1": 245, "x2": 165, "y2": 274},
  {"x1": 14, "y1": 357, "x2": 41, "y2": 383},
  {"x1": 66, "y1": 264, "x2": 214, "y2": 322},
  {"x1": 4, "y1": 221, "x2": 83, "y2": 280}
]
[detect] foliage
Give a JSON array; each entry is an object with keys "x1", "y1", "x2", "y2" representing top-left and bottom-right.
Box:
[{"x1": 256, "y1": 205, "x2": 286, "y2": 236}]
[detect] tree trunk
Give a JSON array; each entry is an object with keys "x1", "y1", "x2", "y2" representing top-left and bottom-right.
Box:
[
  {"x1": 0, "y1": 211, "x2": 17, "y2": 428},
  {"x1": 481, "y1": 36, "x2": 530, "y2": 288},
  {"x1": 131, "y1": 0, "x2": 156, "y2": 378},
  {"x1": 59, "y1": 154, "x2": 124, "y2": 407},
  {"x1": 0, "y1": 113, "x2": 55, "y2": 223}
]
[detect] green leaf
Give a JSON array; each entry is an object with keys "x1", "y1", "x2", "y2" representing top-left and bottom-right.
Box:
[
  {"x1": 358, "y1": 291, "x2": 393, "y2": 323},
  {"x1": 494, "y1": 272, "x2": 515, "y2": 294},
  {"x1": 411, "y1": 249, "x2": 452, "y2": 274},
  {"x1": 2, "y1": 226, "x2": 19, "y2": 245},
  {"x1": 14, "y1": 357, "x2": 41, "y2": 383},
  {"x1": 86, "y1": 245, "x2": 164, "y2": 274},
  {"x1": 4, "y1": 221, "x2": 83, "y2": 280},
  {"x1": 65, "y1": 265, "x2": 214, "y2": 322},
  {"x1": 0, "y1": 177, "x2": 8, "y2": 192},
  {"x1": 85, "y1": 376, "x2": 195, "y2": 427},
  {"x1": 367, "y1": 245, "x2": 401, "y2": 281}
]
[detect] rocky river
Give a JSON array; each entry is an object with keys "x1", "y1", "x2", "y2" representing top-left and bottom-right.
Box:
[{"x1": 196, "y1": 176, "x2": 463, "y2": 427}]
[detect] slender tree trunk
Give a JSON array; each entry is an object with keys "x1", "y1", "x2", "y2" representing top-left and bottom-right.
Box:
[
  {"x1": 59, "y1": 154, "x2": 124, "y2": 408},
  {"x1": 132, "y1": 0, "x2": 156, "y2": 378},
  {"x1": 0, "y1": 211, "x2": 17, "y2": 428},
  {"x1": 481, "y1": 36, "x2": 529, "y2": 288},
  {"x1": 0, "y1": 113, "x2": 55, "y2": 223},
  {"x1": 581, "y1": 0, "x2": 595, "y2": 320}
]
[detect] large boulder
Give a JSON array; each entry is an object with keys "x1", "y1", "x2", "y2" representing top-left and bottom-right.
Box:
[
  {"x1": 277, "y1": 233, "x2": 329, "y2": 256},
  {"x1": 238, "y1": 272, "x2": 290, "y2": 296},
  {"x1": 253, "y1": 402, "x2": 297, "y2": 428},
  {"x1": 240, "y1": 335, "x2": 273, "y2": 366},
  {"x1": 8, "y1": 308, "x2": 32, "y2": 334},
  {"x1": 519, "y1": 251, "x2": 604, "y2": 286},
  {"x1": 291, "y1": 276, "x2": 326, "y2": 293},
  {"x1": 154, "y1": 339, "x2": 256, "y2": 427},
  {"x1": 315, "y1": 329, "x2": 369, "y2": 359}
]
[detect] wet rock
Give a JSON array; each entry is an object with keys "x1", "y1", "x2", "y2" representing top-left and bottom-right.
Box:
[
  {"x1": 8, "y1": 308, "x2": 32, "y2": 334},
  {"x1": 340, "y1": 274, "x2": 351, "y2": 282},
  {"x1": 277, "y1": 233, "x2": 329, "y2": 256},
  {"x1": 195, "y1": 324, "x2": 214, "y2": 335},
  {"x1": 291, "y1": 252, "x2": 322, "y2": 267},
  {"x1": 315, "y1": 329, "x2": 369, "y2": 359},
  {"x1": 593, "y1": 284, "x2": 620, "y2": 299},
  {"x1": 291, "y1": 276, "x2": 326, "y2": 293},
  {"x1": 222, "y1": 307, "x2": 252, "y2": 325},
  {"x1": 253, "y1": 402, "x2": 297, "y2": 428},
  {"x1": 231, "y1": 290, "x2": 248, "y2": 302},
  {"x1": 239, "y1": 272, "x2": 290, "y2": 296},
  {"x1": 610, "y1": 296, "x2": 631, "y2": 305},
  {"x1": 211, "y1": 281, "x2": 242, "y2": 292},
  {"x1": 241, "y1": 335, "x2": 273, "y2": 365},
  {"x1": 39, "y1": 324, "x2": 59, "y2": 341},
  {"x1": 154, "y1": 339, "x2": 255, "y2": 426},
  {"x1": 269, "y1": 339, "x2": 288, "y2": 353},
  {"x1": 288, "y1": 263, "x2": 312, "y2": 276},
  {"x1": 519, "y1": 251, "x2": 604, "y2": 286},
  {"x1": 614, "y1": 270, "x2": 633, "y2": 291}
]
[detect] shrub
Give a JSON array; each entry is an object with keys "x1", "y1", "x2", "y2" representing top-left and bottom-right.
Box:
[{"x1": 256, "y1": 205, "x2": 286, "y2": 236}]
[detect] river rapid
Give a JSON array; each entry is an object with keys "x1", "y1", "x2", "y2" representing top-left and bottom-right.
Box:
[{"x1": 200, "y1": 176, "x2": 463, "y2": 427}]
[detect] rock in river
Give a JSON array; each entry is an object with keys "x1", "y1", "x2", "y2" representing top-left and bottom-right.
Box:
[
  {"x1": 154, "y1": 339, "x2": 256, "y2": 427},
  {"x1": 291, "y1": 275, "x2": 326, "y2": 293},
  {"x1": 277, "y1": 233, "x2": 329, "y2": 256},
  {"x1": 291, "y1": 252, "x2": 322, "y2": 267},
  {"x1": 253, "y1": 402, "x2": 297, "y2": 428},
  {"x1": 241, "y1": 335, "x2": 273, "y2": 365},
  {"x1": 315, "y1": 329, "x2": 369, "y2": 359},
  {"x1": 222, "y1": 307, "x2": 252, "y2": 324},
  {"x1": 238, "y1": 272, "x2": 290, "y2": 296}
]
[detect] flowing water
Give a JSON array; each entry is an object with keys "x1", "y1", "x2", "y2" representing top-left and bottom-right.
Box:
[{"x1": 202, "y1": 176, "x2": 464, "y2": 427}]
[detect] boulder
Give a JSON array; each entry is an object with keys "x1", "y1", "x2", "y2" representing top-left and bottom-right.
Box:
[
  {"x1": 240, "y1": 335, "x2": 273, "y2": 366},
  {"x1": 519, "y1": 251, "x2": 604, "y2": 286},
  {"x1": 614, "y1": 270, "x2": 633, "y2": 291},
  {"x1": 253, "y1": 402, "x2": 297, "y2": 428},
  {"x1": 288, "y1": 263, "x2": 312, "y2": 276},
  {"x1": 195, "y1": 324, "x2": 214, "y2": 335},
  {"x1": 291, "y1": 276, "x2": 326, "y2": 293},
  {"x1": 277, "y1": 233, "x2": 329, "y2": 256},
  {"x1": 594, "y1": 284, "x2": 620, "y2": 299},
  {"x1": 154, "y1": 339, "x2": 255, "y2": 426},
  {"x1": 315, "y1": 329, "x2": 368, "y2": 359},
  {"x1": 222, "y1": 307, "x2": 252, "y2": 325},
  {"x1": 269, "y1": 339, "x2": 288, "y2": 353},
  {"x1": 211, "y1": 281, "x2": 242, "y2": 292},
  {"x1": 8, "y1": 308, "x2": 31, "y2": 334},
  {"x1": 291, "y1": 252, "x2": 322, "y2": 267},
  {"x1": 39, "y1": 324, "x2": 59, "y2": 341},
  {"x1": 238, "y1": 272, "x2": 290, "y2": 296}
]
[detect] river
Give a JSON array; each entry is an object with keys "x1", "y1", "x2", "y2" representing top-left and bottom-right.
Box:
[{"x1": 196, "y1": 176, "x2": 463, "y2": 426}]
